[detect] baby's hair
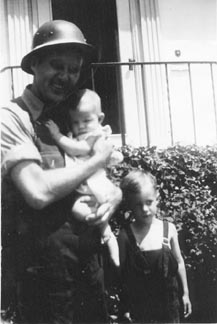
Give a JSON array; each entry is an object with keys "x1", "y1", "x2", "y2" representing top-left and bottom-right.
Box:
[
  {"x1": 120, "y1": 170, "x2": 157, "y2": 200},
  {"x1": 64, "y1": 88, "x2": 101, "y2": 114}
]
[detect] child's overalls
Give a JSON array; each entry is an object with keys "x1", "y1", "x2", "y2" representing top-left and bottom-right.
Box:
[{"x1": 118, "y1": 220, "x2": 180, "y2": 323}]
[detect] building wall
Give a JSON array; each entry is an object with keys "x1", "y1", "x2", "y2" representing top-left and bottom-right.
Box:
[
  {"x1": 116, "y1": 0, "x2": 217, "y2": 147},
  {"x1": 159, "y1": 0, "x2": 217, "y2": 61},
  {"x1": 158, "y1": 0, "x2": 217, "y2": 146}
]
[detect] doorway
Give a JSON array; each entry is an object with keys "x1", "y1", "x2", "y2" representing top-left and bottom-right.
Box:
[{"x1": 52, "y1": 0, "x2": 121, "y2": 134}]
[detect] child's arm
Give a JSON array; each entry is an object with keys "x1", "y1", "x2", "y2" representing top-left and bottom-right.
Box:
[
  {"x1": 170, "y1": 223, "x2": 192, "y2": 318},
  {"x1": 45, "y1": 120, "x2": 91, "y2": 157},
  {"x1": 100, "y1": 223, "x2": 120, "y2": 267}
]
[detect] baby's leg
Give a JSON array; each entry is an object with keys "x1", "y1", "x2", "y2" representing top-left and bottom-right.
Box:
[
  {"x1": 72, "y1": 195, "x2": 98, "y2": 222},
  {"x1": 101, "y1": 224, "x2": 120, "y2": 267}
]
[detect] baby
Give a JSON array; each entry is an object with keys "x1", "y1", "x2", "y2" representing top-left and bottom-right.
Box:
[{"x1": 46, "y1": 88, "x2": 122, "y2": 266}]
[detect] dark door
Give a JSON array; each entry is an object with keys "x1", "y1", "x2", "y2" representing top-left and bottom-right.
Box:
[{"x1": 52, "y1": 0, "x2": 122, "y2": 134}]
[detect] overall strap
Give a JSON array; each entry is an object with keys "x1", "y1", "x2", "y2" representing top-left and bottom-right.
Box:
[
  {"x1": 125, "y1": 225, "x2": 138, "y2": 250},
  {"x1": 162, "y1": 220, "x2": 170, "y2": 277},
  {"x1": 12, "y1": 97, "x2": 34, "y2": 123},
  {"x1": 12, "y1": 96, "x2": 38, "y2": 136},
  {"x1": 125, "y1": 225, "x2": 150, "y2": 272},
  {"x1": 14, "y1": 96, "x2": 67, "y2": 169},
  {"x1": 163, "y1": 220, "x2": 170, "y2": 247}
]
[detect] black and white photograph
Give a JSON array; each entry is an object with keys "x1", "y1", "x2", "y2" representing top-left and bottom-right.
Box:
[{"x1": 1, "y1": 0, "x2": 217, "y2": 323}]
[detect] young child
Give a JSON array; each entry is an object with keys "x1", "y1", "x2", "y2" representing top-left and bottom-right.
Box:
[
  {"x1": 45, "y1": 88, "x2": 122, "y2": 266},
  {"x1": 118, "y1": 170, "x2": 192, "y2": 323}
]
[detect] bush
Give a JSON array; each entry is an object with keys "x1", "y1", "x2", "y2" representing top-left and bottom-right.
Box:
[{"x1": 107, "y1": 144, "x2": 217, "y2": 323}]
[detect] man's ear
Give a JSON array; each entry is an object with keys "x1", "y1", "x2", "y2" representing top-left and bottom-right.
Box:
[{"x1": 98, "y1": 112, "x2": 105, "y2": 124}]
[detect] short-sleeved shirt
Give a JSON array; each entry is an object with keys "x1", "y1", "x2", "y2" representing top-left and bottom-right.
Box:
[{"x1": 1, "y1": 85, "x2": 43, "y2": 177}]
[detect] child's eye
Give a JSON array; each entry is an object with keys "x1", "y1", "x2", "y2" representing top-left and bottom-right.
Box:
[
  {"x1": 72, "y1": 121, "x2": 79, "y2": 125},
  {"x1": 135, "y1": 203, "x2": 143, "y2": 208}
]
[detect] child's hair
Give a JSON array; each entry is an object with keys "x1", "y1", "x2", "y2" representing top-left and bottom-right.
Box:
[
  {"x1": 120, "y1": 170, "x2": 157, "y2": 200},
  {"x1": 64, "y1": 88, "x2": 101, "y2": 114}
]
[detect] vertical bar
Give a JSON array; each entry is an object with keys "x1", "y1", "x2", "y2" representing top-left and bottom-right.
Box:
[
  {"x1": 91, "y1": 66, "x2": 95, "y2": 91},
  {"x1": 141, "y1": 64, "x2": 150, "y2": 147},
  {"x1": 11, "y1": 67, "x2": 15, "y2": 99},
  {"x1": 116, "y1": 65, "x2": 126, "y2": 145},
  {"x1": 165, "y1": 63, "x2": 174, "y2": 146},
  {"x1": 188, "y1": 63, "x2": 197, "y2": 144},
  {"x1": 210, "y1": 63, "x2": 217, "y2": 141}
]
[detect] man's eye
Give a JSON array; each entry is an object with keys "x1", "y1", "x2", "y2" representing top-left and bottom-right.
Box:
[
  {"x1": 50, "y1": 61, "x2": 63, "y2": 70},
  {"x1": 69, "y1": 67, "x2": 80, "y2": 74},
  {"x1": 50, "y1": 61, "x2": 80, "y2": 74}
]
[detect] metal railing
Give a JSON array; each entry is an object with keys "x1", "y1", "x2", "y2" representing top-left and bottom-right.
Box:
[
  {"x1": 1, "y1": 61, "x2": 217, "y2": 146},
  {"x1": 91, "y1": 61, "x2": 217, "y2": 146}
]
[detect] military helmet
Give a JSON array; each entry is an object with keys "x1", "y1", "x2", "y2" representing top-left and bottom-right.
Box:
[{"x1": 21, "y1": 20, "x2": 96, "y2": 74}]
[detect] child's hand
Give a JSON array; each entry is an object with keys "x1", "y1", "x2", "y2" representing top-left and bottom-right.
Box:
[
  {"x1": 182, "y1": 294, "x2": 192, "y2": 318},
  {"x1": 120, "y1": 312, "x2": 133, "y2": 323},
  {"x1": 45, "y1": 120, "x2": 61, "y2": 139}
]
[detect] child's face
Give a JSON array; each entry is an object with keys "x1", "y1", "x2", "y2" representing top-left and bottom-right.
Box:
[
  {"x1": 69, "y1": 103, "x2": 102, "y2": 137},
  {"x1": 128, "y1": 183, "x2": 158, "y2": 225}
]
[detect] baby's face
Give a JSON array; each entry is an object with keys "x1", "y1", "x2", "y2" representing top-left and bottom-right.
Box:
[{"x1": 69, "y1": 104, "x2": 100, "y2": 137}]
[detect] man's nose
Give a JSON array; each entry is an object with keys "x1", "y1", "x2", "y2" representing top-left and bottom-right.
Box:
[{"x1": 59, "y1": 67, "x2": 70, "y2": 81}]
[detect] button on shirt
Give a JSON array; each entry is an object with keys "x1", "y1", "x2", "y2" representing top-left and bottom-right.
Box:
[{"x1": 1, "y1": 86, "x2": 43, "y2": 176}]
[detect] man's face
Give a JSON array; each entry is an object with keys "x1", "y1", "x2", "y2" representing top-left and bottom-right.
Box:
[{"x1": 31, "y1": 49, "x2": 83, "y2": 104}]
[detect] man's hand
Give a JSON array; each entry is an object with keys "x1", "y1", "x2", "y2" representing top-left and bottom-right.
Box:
[
  {"x1": 72, "y1": 195, "x2": 98, "y2": 222},
  {"x1": 86, "y1": 186, "x2": 122, "y2": 226}
]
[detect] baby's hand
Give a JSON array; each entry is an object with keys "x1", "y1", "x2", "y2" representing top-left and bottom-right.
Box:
[
  {"x1": 45, "y1": 120, "x2": 61, "y2": 139},
  {"x1": 109, "y1": 150, "x2": 124, "y2": 165},
  {"x1": 86, "y1": 133, "x2": 102, "y2": 148}
]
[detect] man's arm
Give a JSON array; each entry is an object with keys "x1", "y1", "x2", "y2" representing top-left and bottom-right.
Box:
[{"x1": 10, "y1": 136, "x2": 114, "y2": 210}]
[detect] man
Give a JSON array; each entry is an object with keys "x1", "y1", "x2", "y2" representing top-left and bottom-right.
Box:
[{"x1": 1, "y1": 20, "x2": 122, "y2": 323}]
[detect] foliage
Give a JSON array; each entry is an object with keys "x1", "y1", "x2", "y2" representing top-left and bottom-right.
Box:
[{"x1": 107, "y1": 144, "x2": 217, "y2": 322}]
